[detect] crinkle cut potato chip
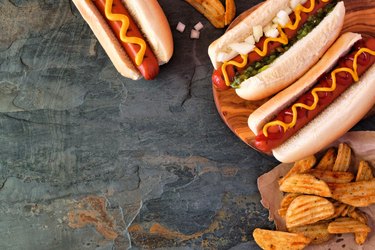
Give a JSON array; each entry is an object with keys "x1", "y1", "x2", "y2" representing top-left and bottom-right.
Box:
[
  {"x1": 332, "y1": 143, "x2": 352, "y2": 172},
  {"x1": 330, "y1": 180, "x2": 375, "y2": 207},
  {"x1": 327, "y1": 217, "x2": 371, "y2": 234},
  {"x1": 253, "y1": 228, "x2": 311, "y2": 250},
  {"x1": 224, "y1": 0, "x2": 236, "y2": 26},
  {"x1": 315, "y1": 147, "x2": 337, "y2": 170},
  {"x1": 326, "y1": 202, "x2": 350, "y2": 220},
  {"x1": 184, "y1": 0, "x2": 236, "y2": 28},
  {"x1": 278, "y1": 155, "x2": 316, "y2": 186},
  {"x1": 356, "y1": 160, "x2": 374, "y2": 181},
  {"x1": 278, "y1": 193, "x2": 300, "y2": 218},
  {"x1": 355, "y1": 231, "x2": 368, "y2": 245},
  {"x1": 340, "y1": 205, "x2": 355, "y2": 217},
  {"x1": 279, "y1": 174, "x2": 332, "y2": 197},
  {"x1": 349, "y1": 209, "x2": 368, "y2": 224},
  {"x1": 288, "y1": 222, "x2": 332, "y2": 245},
  {"x1": 305, "y1": 169, "x2": 354, "y2": 183},
  {"x1": 285, "y1": 195, "x2": 334, "y2": 228},
  {"x1": 348, "y1": 208, "x2": 370, "y2": 245},
  {"x1": 255, "y1": 133, "x2": 375, "y2": 249}
]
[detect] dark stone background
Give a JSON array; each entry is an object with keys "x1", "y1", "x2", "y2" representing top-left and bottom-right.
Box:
[{"x1": 0, "y1": 0, "x2": 374, "y2": 249}]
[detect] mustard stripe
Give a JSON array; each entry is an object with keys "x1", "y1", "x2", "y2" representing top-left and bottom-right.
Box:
[
  {"x1": 222, "y1": 54, "x2": 248, "y2": 86},
  {"x1": 262, "y1": 47, "x2": 375, "y2": 137},
  {"x1": 104, "y1": 0, "x2": 146, "y2": 66},
  {"x1": 222, "y1": 0, "x2": 330, "y2": 87}
]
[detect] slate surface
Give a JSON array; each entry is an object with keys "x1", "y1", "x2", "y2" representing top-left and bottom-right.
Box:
[{"x1": 0, "y1": 0, "x2": 374, "y2": 249}]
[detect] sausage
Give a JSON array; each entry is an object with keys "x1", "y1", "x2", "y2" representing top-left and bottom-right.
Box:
[
  {"x1": 93, "y1": 0, "x2": 159, "y2": 80},
  {"x1": 254, "y1": 38, "x2": 375, "y2": 153},
  {"x1": 212, "y1": 0, "x2": 331, "y2": 90}
]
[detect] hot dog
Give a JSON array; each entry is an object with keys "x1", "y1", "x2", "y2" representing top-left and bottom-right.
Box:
[
  {"x1": 247, "y1": 32, "x2": 375, "y2": 163},
  {"x1": 208, "y1": 0, "x2": 345, "y2": 100},
  {"x1": 72, "y1": 0, "x2": 173, "y2": 80}
]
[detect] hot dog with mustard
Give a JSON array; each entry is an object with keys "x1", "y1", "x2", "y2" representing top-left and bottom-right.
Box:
[
  {"x1": 72, "y1": 0, "x2": 173, "y2": 80},
  {"x1": 208, "y1": 0, "x2": 345, "y2": 100},
  {"x1": 248, "y1": 32, "x2": 375, "y2": 162}
]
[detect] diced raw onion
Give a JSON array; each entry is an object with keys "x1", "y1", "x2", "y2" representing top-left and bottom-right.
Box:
[
  {"x1": 194, "y1": 22, "x2": 204, "y2": 31},
  {"x1": 264, "y1": 27, "x2": 279, "y2": 38},
  {"x1": 284, "y1": 7, "x2": 293, "y2": 15},
  {"x1": 245, "y1": 35, "x2": 255, "y2": 45},
  {"x1": 290, "y1": 0, "x2": 301, "y2": 9},
  {"x1": 265, "y1": 23, "x2": 278, "y2": 31},
  {"x1": 176, "y1": 22, "x2": 186, "y2": 33},
  {"x1": 253, "y1": 25, "x2": 263, "y2": 43},
  {"x1": 276, "y1": 10, "x2": 290, "y2": 27},
  {"x1": 272, "y1": 16, "x2": 280, "y2": 25},
  {"x1": 217, "y1": 51, "x2": 238, "y2": 62},
  {"x1": 229, "y1": 42, "x2": 255, "y2": 55},
  {"x1": 190, "y1": 29, "x2": 200, "y2": 39}
]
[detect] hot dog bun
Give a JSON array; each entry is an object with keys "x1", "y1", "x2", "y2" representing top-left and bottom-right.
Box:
[
  {"x1": 273, "y1": 63, "x2": 375, "y2": 162},
  {"x1": 208, "y1": 0, "x2": 345, "y2": 100},
  {"x1": 248, "y1": 32, "x2": 375, "y2": 163},
  {"x1": 72, "y1": 0, "x2": 173, "y2": 80},
  {"x1": 248, "y1": 32, "x2": 362, "y2": 134}
]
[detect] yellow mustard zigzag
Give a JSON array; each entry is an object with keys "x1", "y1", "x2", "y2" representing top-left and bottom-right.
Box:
[
  {"x1": 104, "y1": 0, "x2": 146, "y2": 66},
  {"x1": 263, "y1": 47, "x2": 375, "y2": 137},
  {"x1": 222, "y1": 0, "x2": 330, "y2": 86}
]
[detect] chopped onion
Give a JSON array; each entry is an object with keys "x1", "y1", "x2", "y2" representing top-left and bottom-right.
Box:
[
  {"x1": 253, "y1": 25, "x2": 263, "y2": 43},
  {"x1": 217, "y1": 51, "x2": 238, "y2": 62},
  {"x1": 264, "y1": 27, "x2": 279, "y2": 38},
  {"x1": 245, "y1": 35, "x2": 255, "y2": 45},
  {"x1": 290, "y1": 0, "x2": 301, "y2": 9},
  {"x1": 176, "y1": 22, "x2": 186, "y2": 33},
  {"x1": 190, "y1": 29, "x2": 200, "y2": 39},
  {"x1": 272, "y1": 16, "x2": 280, "y2": 25},
  {"x1": 284, "y1": 7, "x2": 293, "y2": 15},
  {"x1": 263, "y1": 23, "x2": 272, "y2": 33},
  {"x1": 229, "y1": 42, "x2": 255, "y2": 55},
  {"x1": 194, "y1": 22, "x2": 204, "y2": 31},
  {"x1": 276, "y1": 10, "x2": 290, "y2": 27}
]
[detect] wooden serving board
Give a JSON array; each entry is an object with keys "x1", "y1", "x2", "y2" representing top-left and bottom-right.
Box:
[{"x1": 213, "y1": 0, "x2": 375, "y2": 151}]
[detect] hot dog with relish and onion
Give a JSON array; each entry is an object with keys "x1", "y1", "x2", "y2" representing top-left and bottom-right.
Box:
[
  {"x1": 248, "y1": 32, "x2": 375, "y2": 163},
  {"x1": 208, "y1": 0, "x2": 345, "y2": 100},
  {"x1": 72, "y1": 0, "x2": 173, "y2": 80}
]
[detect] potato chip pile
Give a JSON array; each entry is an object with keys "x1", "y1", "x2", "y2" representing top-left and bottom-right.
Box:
[
  {"x1": 184, "y1": 0, "x2": 236, "y2": 28},
  {"x1": 254, "y1": 143, "x2": 374, "y2": 249}
]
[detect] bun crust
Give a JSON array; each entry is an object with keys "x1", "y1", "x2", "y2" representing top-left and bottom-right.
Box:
[
  {"x1": 248, "y1": 32, "x2": 362, "y2": 134},
  {"x1": 235, "y1": 2, "x2": 345, "y2": 100},
  {"x1": 72, "y1": 0, "x2": 173, "y2": 79},
  {"x1": 123, "y1": 0, "x2": 173, "y2": 64},
  {"x1": 273, "y1": 63, "x2": 375, "y2": 163}
]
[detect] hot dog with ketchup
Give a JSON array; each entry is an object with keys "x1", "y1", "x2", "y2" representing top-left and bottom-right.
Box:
[
  {"x1": 72, "y1": 0, "x2": 173, "y2": 80},
  {"x1": 248, "y1": 32, "x2": 375, "y2": 163},
  {"x1": 208, "y1": 0, "x2": 345, "y2": 100}
]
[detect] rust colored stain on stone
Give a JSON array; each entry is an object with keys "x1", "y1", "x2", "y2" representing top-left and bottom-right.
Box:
[
  {"x1": 128, "y1": 210, "x2": 226, "y2": 248},
  {"x1": 68, "y1": 196, "x2": 118, "y2": 240}
]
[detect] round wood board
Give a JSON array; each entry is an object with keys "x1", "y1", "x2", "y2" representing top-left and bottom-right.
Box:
[{"x1": 212, "y1": 0, "x2": 375, "y2": 151}]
